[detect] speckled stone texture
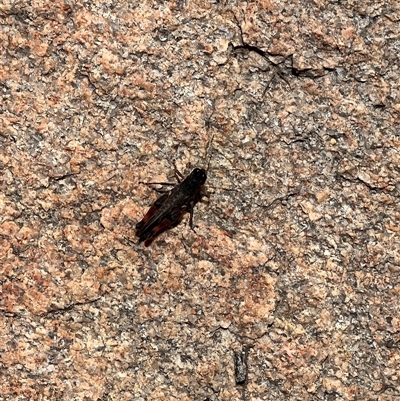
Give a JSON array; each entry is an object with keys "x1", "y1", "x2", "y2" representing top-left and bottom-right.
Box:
[{"x1": 1, "y1": 0, "x2": 399, "y2": 400}]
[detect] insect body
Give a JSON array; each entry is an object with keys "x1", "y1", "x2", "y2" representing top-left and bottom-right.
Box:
[{"x1": 136, "y1": 167, "x2": 207, "y2": 246}]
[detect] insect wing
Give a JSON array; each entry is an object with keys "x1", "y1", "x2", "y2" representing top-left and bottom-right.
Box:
[
  {"x1": 137, "y1": 193, "x2": 187, "y2": 246},
  {"x1": 136, "y1": 193, "x2": 169, "y2": 237},
  {"x1": 142, "y1": 212, "x2": 184, "y2": 246}
]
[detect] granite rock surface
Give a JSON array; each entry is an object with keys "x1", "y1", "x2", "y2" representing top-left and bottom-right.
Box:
[{"x1": 1, "y1": 0, "x2": 399, "y2": 400}]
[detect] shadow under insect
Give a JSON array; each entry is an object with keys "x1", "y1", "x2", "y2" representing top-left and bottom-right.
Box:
[{"x1": 136, "y1": 167, "x2": 208, "y2": 246}]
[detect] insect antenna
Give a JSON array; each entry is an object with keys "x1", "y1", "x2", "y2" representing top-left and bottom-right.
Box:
[
  {"x1": 203, "y1": 137, "x2": 241, "y2": 193},
  {"x1": 204, "y1": 133, "x2": 215, "y2": 175}
]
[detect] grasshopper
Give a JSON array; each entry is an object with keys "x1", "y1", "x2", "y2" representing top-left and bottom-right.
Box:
[{"x1": 136, "y1": 164, "x2": 208, "y2": 246}]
